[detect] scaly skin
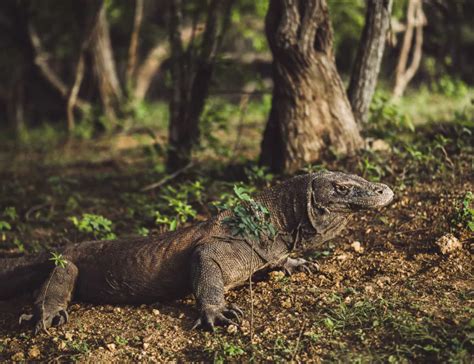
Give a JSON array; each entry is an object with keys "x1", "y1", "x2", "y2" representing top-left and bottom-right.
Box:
[{"x1": 0, "y1": 171, "x2": 393, "y2": 333}]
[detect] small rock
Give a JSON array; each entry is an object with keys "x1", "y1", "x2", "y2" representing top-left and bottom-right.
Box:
[
  {"x1": 152, "y1": 309, "x2": 160, "y2": 316},
  {"x1": 106, "y1": 343, "x2": 116, "y2": 352},
  {"x1": 337, "y1": 253, "x2": 349, "y2": 261},
  {"x1": 269, "y1": 270, "x2": 285, "y2": 281},
  {"x1": 28, "y1": 346, "x2": 41, "y2": 359},
  {"x1": 370, "y1": 139, "x2": 391, "y2": 152},
  {"x1": 351, "y1": 241, "x2": 364, "y2": 253},
  {"x1": 143, "y1": 343, "x2": 150, "y2": 350},
  {"x1": 226, "y1": 324, "x2": 238, "y2": 334},
  {"x1": 11, "y1": 352, "x2": 25, "y2": 361},
  {"x1": 364, "y1": 285, "x2": 374, "y2": 294},
  {"x1": 64, "y1": 332, "x2": 73, "y2": 341},
  {"x1": 435, "y1": 233, "x2": 462, "y2": 255},
  {"x1": 281, "y1": 298, "x2": 292, "y2": 308}
]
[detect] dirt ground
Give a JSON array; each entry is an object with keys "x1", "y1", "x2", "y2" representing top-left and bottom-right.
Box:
[{"x1": 0, "y1": 124, "x2": 472, "y2": 362}]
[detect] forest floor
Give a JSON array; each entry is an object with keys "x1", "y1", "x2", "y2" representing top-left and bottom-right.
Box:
[{"x1": 0, "y1": 104, "x2": 473, "y2": 362}]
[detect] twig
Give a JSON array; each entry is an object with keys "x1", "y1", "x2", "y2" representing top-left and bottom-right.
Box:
[
  {"x1": 25, "y1": 203, "x2": 52, "y2": 221},
  {"x1": 291, "y1": 319, "x2": 307, "y2": 362},
  {"x1": 140, "y1": 162, "x2": 194, "y2": 191}
]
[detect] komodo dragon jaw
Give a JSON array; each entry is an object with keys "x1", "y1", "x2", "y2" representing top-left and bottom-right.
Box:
[{"x1": 1, "y1": 171, "x2": 394, "y2": 334}]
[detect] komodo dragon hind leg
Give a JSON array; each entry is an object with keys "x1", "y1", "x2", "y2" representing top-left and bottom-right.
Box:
[{"x1": 19, "y1": 260, "x2": 78, "y2": 335}]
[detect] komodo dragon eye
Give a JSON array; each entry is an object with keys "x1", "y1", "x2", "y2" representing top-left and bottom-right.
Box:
[{"x1": 334, "y1": 184, "x2": 352, "y2": 195}]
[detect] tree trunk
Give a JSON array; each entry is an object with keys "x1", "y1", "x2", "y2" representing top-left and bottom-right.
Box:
[
  {"x1": 166, "y1": 0, "x2": 234, "y2": 171},
  {"x1": 348, "y1": 0, "x2": 393, "y2": 125},
  {"x1": 393, "y1": 0, "x2": 425, "y2": 98},
  {"x1": 91, "y1": 3, "x2": 123, "y2": 122},
  {"x1": 260, "y1": 0, "x2": 363, "y2": 174}
]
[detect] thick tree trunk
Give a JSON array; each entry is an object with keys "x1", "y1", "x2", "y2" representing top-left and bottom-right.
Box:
[
  {"x1": 91, "y1": 3, "x2": 123, "y2": 122},
  {"x1": 260, "y1": 0, "x2": 363, "y2": 174},
  {"x1": 348, "y1": 0, "x2": 393, "y2": 125},
  {"x1": 166, "y1": 0, "x2": 234, "y2": 171}
]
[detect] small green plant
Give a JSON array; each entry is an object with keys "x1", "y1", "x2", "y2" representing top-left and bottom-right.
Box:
[
  {"x1": 245, "y1": 165, "x2": 274, "y2": 186},
  {"x1": 452, "y1": 191, "x2": 474, "y2": 231},
  {"x1": 369, "y1": 92, "x2": 414, "y2": 139},
  {"x1": 153, "y1": 180, "x2": 204, "y2": 231},
  {"x1": 69, "y1": 213, "x2": 116, "y2": 240},
  {"x1": 137, "y1": 227, "x2": 149, "y2": 236},
  {"x1": 432, "y1": 75, "x2": 468, "y2": 98},
  {"x1": 115, "y1": 335, "x2": 128, "y2": 346},
  {"x1": 3, "y1": 206, "x2": 18, "y2": 221},
  {"x1": 68, "y1": 340, "x2": 90, "y2": 354},
  {"x1": 223, "y1": 185, "x2": 276, "y2": 241},
  {"x1": 49, "y1": 252, "x2": 68, "y2": 268},
  {"x1": 222, "y1": 342, "x2": 245, "y2": 357}
]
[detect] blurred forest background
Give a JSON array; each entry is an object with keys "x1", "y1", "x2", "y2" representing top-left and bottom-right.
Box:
[
  {"x1": 0, "y1": 0, "x2": 472, "y2": 169},
  {"x1": 0, "y1": 0, "x2": 473, "y2": 362}
]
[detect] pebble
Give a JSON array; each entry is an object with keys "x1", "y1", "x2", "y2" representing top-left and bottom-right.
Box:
[
  {"x1": 351, "y1": 241, "x2": 364, "y2": 253},
  {"x1": 28, "y1": 346, "x2": 41, "y2": 359},
  {"x1": 106, "y1": 343, "x2": 116, "y2": 352},
  {"x1": 11, "y1": 352, "x2": 25, "y2": 361},
  {"x1": 226, "y1": 324, "x2": 238, "y2": 334},
  {"x1": 435, "y1": 233, "x2": 462, "y2": 255},
  {"x1": 152, "y1": 309, "x2": 160, "y2": 316}
]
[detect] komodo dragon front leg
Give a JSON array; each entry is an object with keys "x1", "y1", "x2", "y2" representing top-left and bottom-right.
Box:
[
  {"x1": 276, "y1": 257, "x2": 319, "y2": 275},
  {"x1": 190, "y1": 239, "x2": 267, "y2": 330},
  {"x1": 19, "y1": 260, "x2": 78, "y2": 334}
]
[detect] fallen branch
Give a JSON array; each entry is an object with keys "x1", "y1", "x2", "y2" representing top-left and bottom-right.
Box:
[{"x1": 140, "y1": 162, "x2": 194, "y2": 192}]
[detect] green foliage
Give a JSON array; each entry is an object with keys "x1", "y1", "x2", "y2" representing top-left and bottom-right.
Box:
[
  {"x1": 432, "y1": 76, "x2": 469, "y2": 98},
  {"x1": 49, "y1": 252, "x2": 68, "y2": 268},
  {"x1": 368, "y1": 92, "x2": 414, "y2": 139},
  {"x1": 223, "y1": 185, "x2": 276, "y2": 241},
  {"x1": 154, "y1": 180, "x2": 204, "y2": 231},
  {"x1": 115, "y1": 335, "x2": 128, "y2": 346},
  {"x1": 69, "y1": 213, "x2": 116, "y2": 240},
  {"x1": 3, "y1": 207, "x2": 18, "y2": 221},
  {"x1": 137, "y1": 227, "x2": 149, "y2": 237},
  {"x1": 0, "y1": 221, "x2": 11, "y2": 232},
  {"x1": 357, "y1": 151, "x2": 387, "y2": 182},
  {"x1": 200, "y1": 99, "x2": 238, "y2": 157},
  {"x1": 452, "y1": 191, "x2": 474, "y2": 231},
  {"x1": 245, "y1": 165, "x2": 273, "y2": 186}
]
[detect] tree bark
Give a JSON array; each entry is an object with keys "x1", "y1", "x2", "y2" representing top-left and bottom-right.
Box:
[
  {"x1": 393, "y1": 0, "x2": 425, "y2": 98},
  {"x1": 348, "y1": 0, "x2": 393, "y2": 125},
  {"x1": 91, "y1": 3, "x2": 123, "y2": 122},
  {"x1": 260, "y1": 0, "x2": 363, "y2": 174},
  {"x1": 126, "y1": 0, "x2": 144, "y2": 89},
  {"x1": 166, "y1": 0, "x2": 234, "y2": 171}
]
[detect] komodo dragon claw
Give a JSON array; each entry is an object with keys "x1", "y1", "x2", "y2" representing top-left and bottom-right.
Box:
[
  {"x1": 281, "y1": 257, "x2": 319, "y2": 275},
  {"x1": 19, "y1": 309, "x2": 69, "y2": 335},
  {"x1": 191, "y1": 304, "x2": 243, "y2": 331}
]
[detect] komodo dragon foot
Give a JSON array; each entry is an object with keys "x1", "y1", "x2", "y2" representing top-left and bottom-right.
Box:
[
  {"x1": 279, "y1": 257, "x2": 319, "y2": 275},
  {"x1": 19, "y1": 308, "x2": 69, "y2": 335},
  {"x1": 191, "y1": 303, "x2": 243, "y2": 331}
]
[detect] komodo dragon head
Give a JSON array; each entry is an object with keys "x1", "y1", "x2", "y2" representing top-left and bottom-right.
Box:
[{"x1": 308, "y1": 171, "x2": 394, "y2": 214}]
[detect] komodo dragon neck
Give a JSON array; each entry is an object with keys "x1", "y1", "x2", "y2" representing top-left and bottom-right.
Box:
[{"x1": 254, "y1": 174, "x2": 351, "y2": 248}]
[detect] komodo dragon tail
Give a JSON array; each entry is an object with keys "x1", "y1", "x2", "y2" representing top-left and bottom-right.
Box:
[{"x1": 0, "y1": 253, "x2": 51, "y2": 300}]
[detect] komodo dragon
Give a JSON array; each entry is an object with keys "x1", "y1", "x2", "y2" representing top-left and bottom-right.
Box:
[{"x1": 0, "y1": 171, "x2": 393, "y2": 333}]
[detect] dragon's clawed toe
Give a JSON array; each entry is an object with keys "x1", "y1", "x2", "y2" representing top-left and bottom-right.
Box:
[
  {"x1": 191, "y1": 304, "x2": 243, "y2": 331},
  {"x1": 19, "y1": 308, "x2": 69, "y2": 335},
  {"x1": 281, "y1": 257, "x2": 319, "y2": 275}
]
